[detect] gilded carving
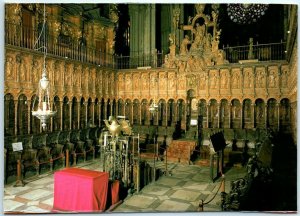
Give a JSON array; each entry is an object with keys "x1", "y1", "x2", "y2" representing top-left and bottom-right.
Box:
[
  {"x1": 256, "y1": 68, "x2": 266, "y2": 88},
  {"x1": 150, "y1": 73, "x2": 157, "y2": 89},
  {"x1": 141, "y1": 73, "x2": 149, "y2": 90},
  {"x1": 32, "y1": 57, "x2": 42, "y2": 84},
  {"x1": 159, "y1": 73, "x2": 167, "y2": 90},
  {"x1": 231, "y1": 70, "x2": 240, "y2": 89},
  {"x1": 117, "y1": 73, "x2": 123, "y2": 91},
  {"x1": 199, "y1": 73, "x2": 206, "y2": 90},
  {"x1": 178, "y1": 74, "x2": 186, "y2": 90},
  {"x1": 65, "y1": 63, "x2": 73, "y2": 86},
  {"x1": 125, "y1": 74, "x2": 132, "y2": 91},
  {"x1": 281, "y1": 67, "x2": 288, "y2": 88},
  {"x1": 187, "y1": 74, "x2": 197, "y2": 89},
  {"x1": 168, "y1": 73, "x2": 176, "y2": 90},
  {"x1": 74, "y1": 65, "x2": 82, "y2": 87},
  {"x1": 5, "y1": 55, "x2": 14, "y2": 80},
  {"x1": 243, "y1": 68, "x2": 253, "y2": 88},
  {"x1": 210, "y1": 71, "x2": 218, "y2": 89},
  {"x1": 268, "y1": 68, "x2": 278, "y2": 88},
  {"x1": 220, "y1": 69, "x2": 229, "y2": 89}
]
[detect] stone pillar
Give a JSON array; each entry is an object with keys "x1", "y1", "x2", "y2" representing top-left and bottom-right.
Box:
[
  {"x1": 85, "y1": 102, "x2": 88, "y2": 127},
  {"x1": 98, "y1": 102, "x2": 101, "y2": 127},
  {"x1": 14, "y1": 100, "x2": 18, "y2": 135},
  {"x1": 110, "y1": 101, "x2": 113, "y2": 117},
  {"x1": 251, "y1": 103, "x2": 255, "y2": 128},
  {"x1": 27, "y1": 100, "x2": 31, "y2": 134},
  {"x1": 50, "y1": 103, "x2": 53, "y2": 132},
  {"x1": 165, "y1": 103, "x2": 168, "y2": 126}
]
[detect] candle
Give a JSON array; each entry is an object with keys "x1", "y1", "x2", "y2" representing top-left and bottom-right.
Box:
[{"x1": 42, "y1": 102, "x2": 47, "y2": 111}]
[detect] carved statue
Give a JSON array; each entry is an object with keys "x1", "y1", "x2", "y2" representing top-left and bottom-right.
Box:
[{"x1": 180, "y1": 35, "x2": 190, "y2": 55}]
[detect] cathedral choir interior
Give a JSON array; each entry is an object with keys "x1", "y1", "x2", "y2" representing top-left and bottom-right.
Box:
[{"x1": 3, "y1": 3, "x2": 298, "y2": 213}]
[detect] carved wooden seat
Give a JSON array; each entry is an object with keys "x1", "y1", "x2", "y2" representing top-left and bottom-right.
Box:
[
  {"x1": 70, "y1": 130, "x2": 86, "y2": 165},
  {"x1": 32, "y1": 134, "x2": 52, "y2": 174},
  {"x1": 5, "y1": 149, "x2": 21, "y2": 183},
  {"x1": 80, "y1": 129, "x2": 95, "y2": 161},
  {"x1": 58, "y1": 131, "x2": 74, "y2": 165},
  {"x1": 47, "y1": 132, "x2": 65, "y2": 170},
  {"x1": 22, "y1": 148, "x2": 39, "y2": 178}
]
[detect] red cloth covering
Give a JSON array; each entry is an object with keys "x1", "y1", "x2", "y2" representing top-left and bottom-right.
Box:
[
  {"x1": 53, "y1": 168, "x2": 109, "y2": 212},
  {"x1": 111, "y1": 180, "x2": 120, "y2": 205}
]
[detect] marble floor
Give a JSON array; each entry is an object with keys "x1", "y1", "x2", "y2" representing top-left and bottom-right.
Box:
[{"x1": 3, "y1": 159, "x2": 246, "y2": 214}]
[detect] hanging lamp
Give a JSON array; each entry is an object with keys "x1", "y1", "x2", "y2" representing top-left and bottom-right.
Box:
[{"x1": 32, "y1": 3, "x2": 56, "y2": 130}]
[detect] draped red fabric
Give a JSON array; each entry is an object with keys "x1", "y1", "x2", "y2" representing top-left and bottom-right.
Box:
[
  {"x1": 53, "y1": 168, "x2": 109, "y2": 212},
  {"x1": 111, "y1": 180, "x2": 120, "y2": 205}
]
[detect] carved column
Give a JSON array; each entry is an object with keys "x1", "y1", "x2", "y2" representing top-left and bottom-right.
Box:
[
  {"x1": 206, "y1": 103, "x2": 210, "y2": 128},
  {"x1": 91, "y1": 101, "x2": 95, "y2": 126},
  {"x1": 60, "y1": 101, "x2": 63, "y2": 131},
  {"x1": 139, "y1": 102, "x2": 142, "y2": 125},
  {"x1": 77, "y1": 101, "x2": 81, "y2": 129},
  {"x1": 69, "y1": 101, "x2": 72, "y2": 130},
  {"x1": 27, "y1": 100, "x2": 31, "y2": 134},
  {"x1": 110, "y1": 101, "x2": 113, "y2": 118},
  {"x1": 173, "y1": 102, "x2": 177, "y2": 126},
  {"x1": 228, "y1": 103, "x2": 232, "y2": 128},
  {"x1": 131, "y1": 102, "x2": 134, "y2": 124},
  {"x1": 103, "y1": 100, "x2": 107, "y2": 120},
  {"x1": 14, "y1": 100, "x2": 18, "y2": 135},
  {"x1": 277, "y1": 102, "x2": 280, "y2": 131},
  {"x1": 98, "y1": 102, "x2": 101, "y2": 127},
  {"x1": 265, "y1": 104, "x2": 268, "y2": 128},
  {"x1": 217, "y1": 102, "x2": 220, "y2": 128},
  {"x1": 85, "y1": 102, "x2": 88, "y2": 127},
  {"x1": 146, "y1": 102, "x2": 150, "y2": 125},
  {"x1": 165, "y1": 103, "x2": 168, "y2": 126},
  {"x1": 251, "y1": 103, "x2": 255, "y2": 128},
  {"x1": 240, "y1": 104, "x2": 243, "y2": 129},
  {"x1": 50, "y1": 103, "x2": 53, "y2": 132}
]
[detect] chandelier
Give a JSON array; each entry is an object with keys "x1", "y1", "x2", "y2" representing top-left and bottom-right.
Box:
[
  {"x1": 227, "y1": 4, "x2": 269, "y2": 24},
  {"x1": 32, "y1": 4, "x2": 56, "y2": 130}
]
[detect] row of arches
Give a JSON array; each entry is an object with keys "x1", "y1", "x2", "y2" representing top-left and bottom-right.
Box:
[{"x1": 5, "y1": 93, "x2": 291, "y2": 136}]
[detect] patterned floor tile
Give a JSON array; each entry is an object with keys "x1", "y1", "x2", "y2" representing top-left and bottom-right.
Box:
[
  {"x1": 19, "y1": 189, "x2": 52, "y2": 201},
  {"x1": 3, "y1": 200, "x2": 25, "y2": 211},
  {"x1": 169, "y1": 189, "x2": 201, "y2": 202},
  {"x1": 155, "y1": 199, "x2": 191, "y2": 212}
]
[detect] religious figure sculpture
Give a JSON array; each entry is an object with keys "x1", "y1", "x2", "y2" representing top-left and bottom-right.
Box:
[{"x1": 180, "y1": 35, "x2": 190, "y2": 55}]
